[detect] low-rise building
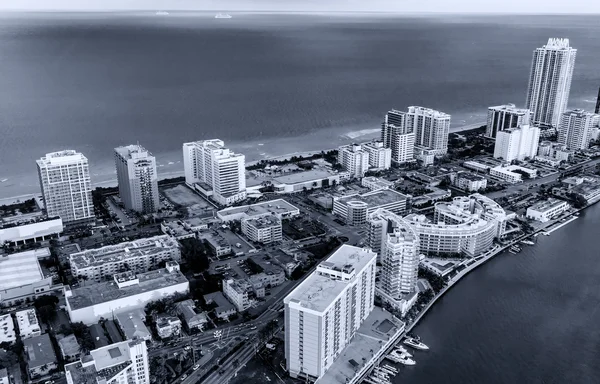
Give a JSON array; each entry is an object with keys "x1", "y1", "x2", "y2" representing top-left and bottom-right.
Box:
[
  {"x1": 65, "y1": 264, "x2": 189, "y2": 325},
  {"x1": 526, "y1": 199, "x2": 570, "y2": 222},
  {"x1": 362, "y1": 141, "x2": 392, "y2": 170},
  {"x1": 361, "y1": 176, "x2": 394, "y2": 191},
  {"x1": 454, "y1": 172, "x2": 488, "y2": 192},
  {"x1": 16, "y1": 308, "x2": 41, "y2": 339},
  {"x1": 0, "y1": 314, "x2": 16, "y2": 344},
  {"x1": 175, "y1": 299, "x2": 207, "y2": 333},
  {"x1": 490, "y1": 165, "x2": 537, "y2": 184},
  {"x1": 70, "y1": 235, "x2": 181, "y2": 282},
  {"x1": 222, "y1": 279, "x2": 256, "y2": 312},
  {"x1": 241, "y1": 216, "x2": 282, "y2": 244},
  {"x1": 204, "y1": 233, "x2": 233, "y2": 256},
  {"x1": 272, "y1": 169, "x2": 342, "y2": 193},
  {"x1": 155, "y1": 316, "x2": 182, "y2": 339},
  {"x1": 203, "y1": 292, "x2": 236, "y2": 320},
  {"x1": 333, "y1": 189, "x2": 410, "y2": 225},
  {"x1": 0, "y1": 249, "x2": 55, "y2": 307},
  {"x1": 58, "y1": 334, "x2": 81, "y2": 362},
  {"x1": 65, "y1": 339, "x2": 149, "y2": 384},
  {"x1": 217, "y1": 199, "x2": 300, "y2": 222},
  {"x1": 24, "y1": 333, "x2": 57, "y2": 378},
  {"x1": 0, "y1": 216, "x2": 63, "y2": 246},
  {"x1": 463, "y1": 161, "x2": 491, "y2": 173},
  {"x1": 160, "y1": 220, "x2": 197, "y2": 240},
  {"x1": 414, "y1": 146, "x2": 436, "y2": 166},
  {"x1": 115, "y1": 309, "x2": 152, "y2": 342},
  {"x1": 249, "y1": 269, "x2": 286, "y2": 288}
]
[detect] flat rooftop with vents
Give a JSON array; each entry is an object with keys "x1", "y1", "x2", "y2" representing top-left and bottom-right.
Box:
[{"x1": 217, "y1": 199, "x2": 299, "y2": 222}]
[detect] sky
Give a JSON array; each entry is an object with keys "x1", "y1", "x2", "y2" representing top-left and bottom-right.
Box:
[{"x1": 1, "y1": 0, "x2": 600, "y2": 14}]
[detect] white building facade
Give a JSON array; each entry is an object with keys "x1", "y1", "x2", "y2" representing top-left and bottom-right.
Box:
[
  {"x1": 114, "y1": 144, "x2": 160, "y2": 214},
  {"x1": 284, "y1": 245, "x2": 376, "y2": 381},
  {"x1": 381, "y1": 110, "x2": 416, "y2": 164},
  {"x1": 362, "y1": 141, "x2": 392, "y2": 170},
  {"x1": 526, "y1": 199, "x2": 570, "y2": 222},
  {"x1": 183, "y1": 139, "x2": 246, "y2": 206},
  {"x1": 558, "y1": 109, "x2": 599, "y2": 151},
  {"x1": 241, "y1": 216, "x2": 282, "y2": 244},
  {"x1": 36, "y1": 150, "x2": 95, "y2": 225},
  {"x1": 525, "y1": 38, "x2": 577, "y2": 127},
  {"x1": 407, "y1": 106, "x2": 451, "y2": 156},
  {"x1": 486, "y1": 104, "x2": 532, "y2": 138},
  {"x1": 338, "y1": 144, "x2": 370, "y2": 178},
  {"x1": 493, "y1": 124, "x2": 540, "y2": 162}
]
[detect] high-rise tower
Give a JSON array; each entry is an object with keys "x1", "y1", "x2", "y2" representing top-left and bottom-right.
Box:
[{"x1": 114, "y1": 144, "x2": 160, "y2": 214}]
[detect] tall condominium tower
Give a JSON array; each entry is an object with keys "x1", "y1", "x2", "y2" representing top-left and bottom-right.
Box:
[
  {"x1": 407, "y1": 106, "x2": 451, "y2": 156},
  {"x1": 337, "y1": 144, "x2": 370, "y2": 178},
  {"x1": 381, "y1": 109, "x2": 415, "y2": 164},
  {"x1": 558, "y1": 109, "x2": 599, "y2": 151},
  {"x1": 284, "y1": 245, "x2": 376, "y2": 381},
  {"x1": 493, "y1": 124, "x2": 540, "y2": 162},
  {"x1": 183, "y1": 139, "x2": 246, "y2": 206},
  {"x1": 362, "y1": 141, "x2": 392, "y2": 170},
  {"x1": 114, "y1": 144, "x2": 160, "y2": 214},
  {"x1": 36, "y1": 150, "x2": 94, "y2": 224},
  {"x1": 486, "y1": 104, "x2": 532, "y2": 138},
  {"x1": 525, "y1": 38, "x2": 577, "y2": 128}
]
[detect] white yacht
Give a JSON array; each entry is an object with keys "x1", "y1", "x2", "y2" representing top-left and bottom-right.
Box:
[
  {"x1": 404, "y1": 336, "x2": 429, "y2": 350},
  {"x1": 215, "y1": 13, "x2": 232, "y2": 19}
]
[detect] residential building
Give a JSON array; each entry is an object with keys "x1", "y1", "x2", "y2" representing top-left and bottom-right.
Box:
[
  {"x1": 414, "y1": 146, "x2": 436, "y2": 166},
  {"x1": 0, "y1": 314, "x2": 16, "y2": 344},
  {"x1": 114, "y1": 144, "x2": 160, "y2": 213},
  {"x1": 89, "y1": 324, "x2": 110, "y2": 348},
  {"x1": 525, "y1": 38, "x2": 577, "y2": 127},
  {"x1": 16, "y1": 308, "x2": 41, "y2": 339},
  {"x1": 596, "y1": 86, "x2": 600, "y2": 114},
  {"x1": 155, "y1": 316, "x2": 183, "y2": 339},
  {"x1": 183, "y1": 139, "x2": 246, "y2": 206},
  {"x1": 493, "y1": 124, "x2": 540, "y2": 162},
  {"x1": 362, "y1": 141, "x2": 392, "y2": 170},
  {"x1": 65, "y1": 339, "x2": 150, "y2": 384},
  {"x1": 175, "y1": 299, "x2": 207, "y2": 333},
  {"x1": 241, "y1": 216, "x2": 282, "y2": 244},
  {"x1": 0, "y1": 249, "x2": 54, "y2": 307},
  {"x1": 558, "y1": 109, "x2": 599, "y2": 150},
  {"x1": 536, "y1": 141, "x2": 573, "y2": 166},
  {"x1": 338, "y1": 144, "x2": 369, "y2": 178},
  {"x1": 361, "y1": 176, "x2": 394, "y2": 191},
  {"x1": 58, "y1": 334, "x2": 81, "y2": 362},
  {"x1": 217, "y1": 199, "x2": 300, "y2": 222},
  {"x1": 223, "y1": 279, "x2": 256, "y2": 312},
  {"x1": 115, "y1": 309, "x2": 152, "y2": 342},
  {"x1": 203, "y1": 292, "x2": 236, "y2": 320},
  {"x1": 486, "y1": 104, "x2": 532, "y2": 138},
  {"x1": 407, "y1": 106, "x2": 451, "y2": 156},
  {"x1": 381, "y1": 109, "x2": 416, "y2": 164},
  {"x1": 69, "y1": 234, "x2": 181, "y2": 282},
  {"x1": 65, "y1": 264, "x2": 189, "y2": 324},
  {"x1": 204, "y1": 233, "x2": 233, "y2": 257},
  {"x1": 332, "y1": 189, "x2": 409, "y2": 226},
  {"x1": 526, "y1": 199, "x2": 570, "y2": 222},
  {"x1": 0, "y1": 216, "x2": 63, "y2": 246},
  {"x1": 490, "y1": 165, "x2": 538, "y2": 184},
  {"x1": 284, "y1": 245, "x2": 377, "y2": 381},
  {"x1": 463, "y1": 161, "x2": 491, "y2": 173},
  {"x1": 36, "y1": 150, "x2": 94, "y2": 224},
  {"x1": 24, "y1": 334, "x2": 57, "y2": 378},
  {"x1": 454, "y1": 172, "x2": 488, "y2": 192}
]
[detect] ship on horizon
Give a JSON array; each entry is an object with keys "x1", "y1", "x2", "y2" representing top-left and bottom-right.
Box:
[{"x1": 215, "y1": 13, "x2": 232, "y2": 19}]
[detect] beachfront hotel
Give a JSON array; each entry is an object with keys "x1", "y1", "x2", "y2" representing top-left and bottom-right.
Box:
[
  {"x1": 381, "y1": 109, "x2": 416, "y2": 164},
  {"x1": 114, "y1": 144, "x2": 160, "y2": 214},
  {"x1": 361, "y1": 141, "x2": 392, "y2": 170},
  {"x1": 485, "y1": 104, "x2": 532, "y2": 139},
  {"x1": 183, "y1": 139, "x2": 246, "y2": 206},
  {"x1": 493, "y1": 124, "x2": 541, "y2": 162},
  {"x1": 284, "y1": 245, "x2": 377, "y2": 381},
  {"x1": 337, "y1": 143, "x2": 370, "y2": 178},
  {"x1": 36, "y1": 150, "x2": 95, "y2": 225},
  {"x1": 557, "y1": 109, "x2": 599, "y2": 151},
  {"x1": 525, "y1": 38, "x2": 577, "y2": 128}
]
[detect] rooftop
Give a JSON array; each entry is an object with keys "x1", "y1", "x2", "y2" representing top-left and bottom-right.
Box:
[
  {"x1": 457, "y1": 172, "x2": 487, "y2": 181},
  {"x1": 176, "y1": 299, "x2": 207, "y2": 323},
  {"x1": 58, "y1": 334, "x2": 81, "y2": 357},
  {"x1": 489, "y1": 103, "x2": 531, "y2": 113},
  {"x1": 36, "y1": 150, "x2": 87, "y2": 167},
  {"x1": 242, "y1": 216, "x2": 281, "y2": 229},
  {"x1": 217, "y1": 199, "x2": 299, "y2": 220},
  {"x1": 66, "y1": 268, "x2": 188, "y2": 310},
  {"x1": 114, "y1": 144, "x2": 153, "y2": 160},
  {"x1": 273, "y1": 169, "x2": 337, "y2": 185},
  {"x1": 336, "y1": 189, "x2": 409, "y2": 208},
  {"x1": 89, "y1": 324, "x2": 109, "y2": 348},
  {"x1": 0, "y1": 314, "x2": 16, "y2": 344},
  {"x1": 23, "y1": 334, "x2": 56, "y2": 368},
  {"x1": 115, "y1": 309, "x2": 151, "y2": 341},
  {"x1": 0, "y1": 250, "x2": 45, "y2": 290},
  {"x1": 70, "y1": 235, "x2": 178, "y2": 270},
  {"x1": 285, "y1": 245, "x2": 376, "y2": 313},
  {"x1": 203, "y1": 291, "x2": 236, "y2": 313}
]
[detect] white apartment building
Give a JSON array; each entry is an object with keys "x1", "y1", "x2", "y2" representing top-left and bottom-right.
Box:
[
  {"x1": 337, "y1": 144, "x2": 370, "y2": 178},
  {"x1": 284, "y1": 245, "x2": 376, "y2": 381},
  {"x1": 525, "y1": 38, "x2": 577, "y2": 127},
  {"x1": 114, "y1": 144, "x2": 160, "y2": 214},
  {"x1": 0, "y1": 314, "x2": 16, "y2": 344},
  {"x1": 490, "y1": 165, "x2": 537, "y2": 184},
  {"x1": 493, "y1": 124, "x2": 540, "y2": 162},
  {"x1": 526, "y1": 198, "x2": 570, "y2": 223},
  {"x1": 223, "y1": 279, "x2": 255, "y2": 312},
  {"x1": 333, "y1": 189, "x2": 409, "y2": 226},
  {"x1": 381, "y1": 109, "x2": 416, "y2": 164},
  {"x1": 65, "y1": 339, "x2": 150, "y2": 384},
  {"x1": 407, "y1": 106, "x2": 451, "y2": 156},
  {"x1": 558, "y1": 109, "x2": 599, "y2": 151},
  {"x1": 241, "y1": 216, "x2": 282, "y2": 244},
  {"x1": 361, "y1": 176, "x2": 394, "y2": 192},
  {"x1": 486, "y1": 104, "x2": 532, "y2": 138},
  {"x1": 183, "y1": 139, "x2": 246, "y2": 206},
  {"x1": 454, "y1": 172, "x2": 488, "y2": 192},
  {"x1": 69, "y1": 234, "x2": 181, "y2": 282},
  {"x1": 362, "y1": 141, "x2": 392, "y2": 170},
  {"x1": 36, "y1": 150, "x2": 95, "y2": 224},
  {"x1": 0, "y1": 216, "x2": 63, "y2": 246},
  {"x1": 16, "y1": 308, "x2": 42, "y2": 339}
]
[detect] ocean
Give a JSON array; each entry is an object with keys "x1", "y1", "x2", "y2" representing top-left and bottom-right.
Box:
[
  {"x1": 0, "y1": 13, "x2": 599, "y2": 199},
  {"x1": 395, "y1": 204, "x2": 600, "y2": 384}
]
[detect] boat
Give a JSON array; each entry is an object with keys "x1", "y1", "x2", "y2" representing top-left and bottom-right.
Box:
[
  {"x1": 509, "y1": 245, "x2": 522, "y2": 254},
  {"x1": 396, "y1": 356, "x2": 417, "y2": 366},
  {"x1": 382, "y1": 364, "x2": 398, "y2": 374},
  {"x1": 375, "y1": 366, "x2": 396, "y2": 376},
  {"x1": 215, "y1": 13, "x2": 232, "y2": 18},
  {"x1": 403, "y1": 336, "x2": 429, "y2": 350},
  {"x1": 392, "y1": 347, "x2": 412, "y2": 358},
  {"x1": 521, "y1": 240, "x2": 535, "y2": 245}
]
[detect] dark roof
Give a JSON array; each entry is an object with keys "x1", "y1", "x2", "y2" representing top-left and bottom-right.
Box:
[
  {"x1": 89, "y1": 324, "x2": 109, "y2": 348},
  {"x1": 104, "y1": 320, "x2": 124, "y2": 344}
]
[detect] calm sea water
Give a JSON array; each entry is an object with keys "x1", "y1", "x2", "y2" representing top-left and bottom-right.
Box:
[
  {"x1": 0, "y1": 13, "x2": 599, "y2": 198},
  {"x1": 395, "y1": 204, "x2": 600, "y2": 384}
]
